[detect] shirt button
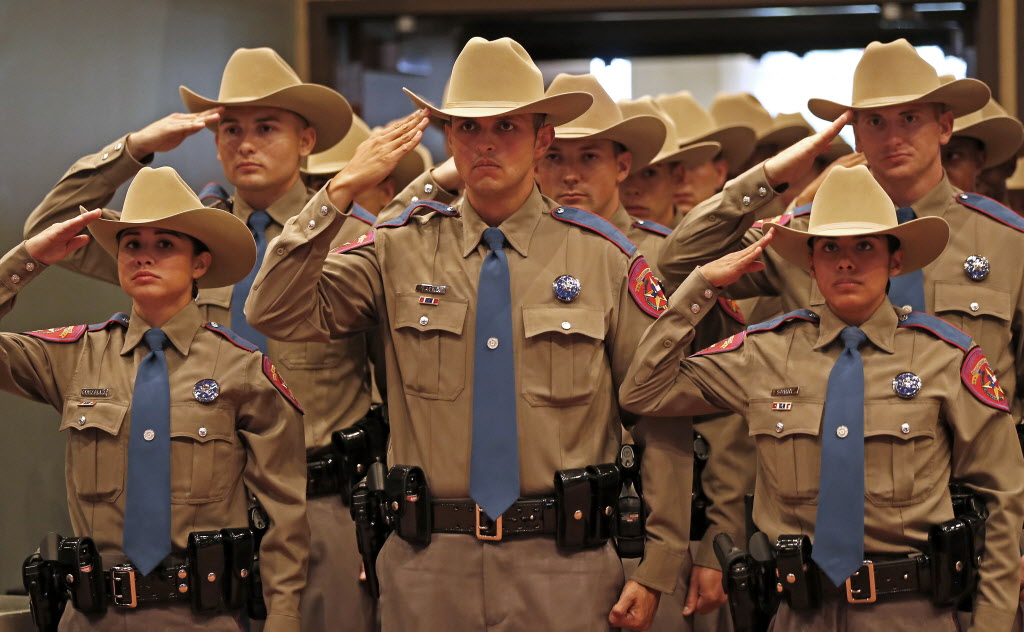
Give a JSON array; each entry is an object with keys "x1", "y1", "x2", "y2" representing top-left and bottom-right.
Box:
[
  {"x1": 78, "y1": 416, "x2": 87, "y2": 426},
  {"x1": 561, "y1": 321, "x2": 571, "y2": 330},
  {"x1": 25, "y1": 262, "x2": 35, "y2": 272},
  {"x1": 959, "y1": 193, "x2": 969, "y2": 200},
  {"x1": 198, "y1": 427, "x2": 208, "y2": 438},
  {"x1": 143, "y1": 429, "x2": 156, "y2": 441},
  {"x1": 555, "y1": 208, "x2": 564, "y2": 214},
  {"x1": 703, "y1": 289, "x2": 713, "y2": 299},
  {"x1": 969, "y1": 302, "x2": 979, "y2": 312},
  {"x1": 10, "y1": 274, "x2": 20, "y2": 284},
  {"x1": 319, "y1": 206, "x2": 329, "y2": 216},
  {"x1": 307, "y1": 220, "x2": 316, "y2": 230},
  {"x1": 775, "y1": 422, "x2": 784, "y2": 433},
  {"x1": 115, "y1": 142, "x2": 123, "y2": 151},
  {"x1": 411, "y1": 196, "x2": 419, "y2": 202},
  {"x1": 101, "y1": 153, "x2": 109, "y2": 160},
  {"x1": 758, "y1": 186, "x2": 768, "y2": 197},
  {"x1": 275, "y1": 247, "x2": 285, "y2": 256},
  {"x1": 690, "y1": 304, "x2": 701, "y2": 314},
  {"x1": 836, "y1": 425, "x2": 849, "y2": 438},
  {"x1": 707, "y1": 214, "x2": 718, "y2": 222},
  {"x1": 742, "y1": 195, "x2": 751, "y2": 206},
  {"x1": 424, "y1": 183, "x2": 434, "y2": 194},
  {"x1": 419, "y1": 316, "x2": 429, "y2": 326},
  {"x1": 637, "y1": 220, "x2": 645, "y2": 225},
  {"x1": 487, "y1": 337, "x2": 499, "y2": 349},
  {"x1": 210, "y1": 322, "x2": 220, "y2": 328},
  {"x1": 900, "y1": 423, "x2": 910, "y2": 434},
  {"x1": 902, "y1": 305, "x2": 912, "y2": 313},
  {"x1": 662, "y1": 339, "x2": 672, "y2": 348}
]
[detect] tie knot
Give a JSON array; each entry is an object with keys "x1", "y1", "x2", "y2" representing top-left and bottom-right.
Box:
[
  {"x1": 840, "y1": 326, "x2": 866, "y2": 350},
  {"x1": 482, "y1": 227, "x2": 506, "y2": 252},
  {"x1": 143, "y1": 328, "x2": 167, "y2": 352},
  {"x1": 248, "y1": 210, "x2": 272, "y2": 233},
  {"x1": 895, "y1": 206, "x2": 917, "y2": 224}
]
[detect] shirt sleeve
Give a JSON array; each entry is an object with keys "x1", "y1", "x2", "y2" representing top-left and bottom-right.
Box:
[{"x1": 375, "y1": 169, "x2": 458, "y2": 225}]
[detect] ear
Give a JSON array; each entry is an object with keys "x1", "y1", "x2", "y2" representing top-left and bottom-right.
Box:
[
  {"x1": 936, "y1": 109, "x2": 955, "y2": 146},
  {"x1": 192, "y1": 251, "x2": 213, "y2": 280},
  {"x1": 214, "y1": 129, "x2": 224, "y2": 164},
  {"x1": 444, "y1": 123, "x2": 453, "y2": 156},
  {"x1": 297, "y1": 125, "x2": 317, "y2": 158},
  {"x1": 615, "y1": 151, "x2": 632, "y2": 185},
  {"x1": 534, "y1": 124, "x2": 555, "y2": 159},
  {"x1": 807, "y1": 254, "x2": 817, "y2": 279},
  {"x1": 713, "y1": 158, "x2": 729, "y2": 189},
  {"x1": 888, "y1": 249, "x2": 904, "y2": 278}
]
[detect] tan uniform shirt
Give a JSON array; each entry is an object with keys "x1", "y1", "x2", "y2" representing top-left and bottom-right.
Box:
[
  {"x1": 245, "y1": 185, "x2": 690, "y2": 592},
  {"x1": 24, "y1": 136, "x2": 374, "y2": 451},
  {"x1": 659, "y1": 166, "x2": 1024, "y2": 419},
  {"x1": 621, "y1": 270, "x2": 1024, "y2": 631},
  {"x1": 0, "y1": 244, "x2": 309, "y2": 631}
]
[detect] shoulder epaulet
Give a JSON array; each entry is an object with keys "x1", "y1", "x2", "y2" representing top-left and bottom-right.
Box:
[
  {"x1": 22, "y1": 312, "x2": 129, "y2": 343},
  {"x1": 199, "y1": 182, "x2": 232, "y2": 209},
  {"x1": 691, "y1": 332, "x2": 747, "y2": 357},
  {"x1": 263, "y1": 356, "x2": 304, "y2": 413},
  {"x1": 551, "y1": 206, "x2": 637, "y2": 256},
  {"x1": 897, "y1": 312, "x2": 972, "y2": 352},
  {"x1": 746, "y1": 309, "x2": 820, "y2": 334},
  {"x1": 954, "y1": 192, "x2": 1024, "y2": 234},
  {"x1": 631, "y1": 218, "x2": 672, "y2": 237},
  {"x1": 330, "y1": 229, "x2": 375, "y2": 254},
  {"x1": 377, "y1": 200, "x2": 459, "y2": 229},
  {"x1": 351, "y1": 203, "x2": 377, "y2": 227},
  {"x1": 88, "y1": 312, "x2": 130, "y2": 332},
  {"x1": 204, "y1": 322, "x2": 259, "y2": 352},
  {"x1": 792, "y1": 203, "x2": 812, "y2": 217},
  {"x1": 717, "y1": 297, "x2": 746, "y2": 325},
  {"x1": 753, "y1": 212, "x2": 793, "y2": 229}
]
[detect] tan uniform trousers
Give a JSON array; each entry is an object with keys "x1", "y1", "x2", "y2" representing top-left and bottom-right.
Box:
[
  {"x1": 768, "y1": 595, "x2": 961, "y2": 632},
  {"x1": 301, "y1": 496, "x2": 376, "y2": 631},
  {"x1": 59, "y1": 604, "x2": 242, "y2": 631},
  {"x1": 377, "y1": 534, "x2": 623, "y2": 632}
]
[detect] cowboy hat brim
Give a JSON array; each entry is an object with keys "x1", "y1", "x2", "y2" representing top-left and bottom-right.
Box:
[
  {"x1": 403, "y1": 87, "x2": 593, "y2": 128},
  {"x1": 955, "y1": 117, "x2": 1024, "y2": 169},
  {"x1": 679, "y1": 125, "x2": 757, "y2": 172},
  {"x1": 808, "y1": 78, "x2": 990, "y2": 122},
  {"x1": 763, "y1": 215, "x2": 949, "y2": 274},
  {"x1": 180, "y1": 84, "x2": 354, "y2": 152},
  {"x1": 82, "y1": 205, "x2": 257, "y2": 289},
  {"x1": 649, "y1": 141, "x2": 721, "y2": 169},
  {"x1": 556, "y1": 114, "x2": 667, "y2": 174},
  {"x1": 758, "y1": 123, "x2": 811, "y2": 151}
]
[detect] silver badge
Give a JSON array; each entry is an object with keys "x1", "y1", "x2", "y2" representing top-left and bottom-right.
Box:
[
  {"x1": 193, "y1": 379, "x2": 220, "y2": 403},
  {"x1": 963, "y1": 255, "x2": 989, "y2": 281},
  {"x1": 892, "y1": 372, "x2": 922, "y2": 399},
  {"x1": 552, "y1": 275, "x2": 581, "y2": 302}
]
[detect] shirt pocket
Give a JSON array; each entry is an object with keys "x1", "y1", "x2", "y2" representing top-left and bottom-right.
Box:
[
  {"x1": 169, "y1": 405, "x2": 241, "y2": 504},
  {"x1": 746, "y1": 399, "x2": 824, "y2": 503},
  {"x1": 392, "y1": 293, "x2": 469, "y2": 400},
  {"x1": 863, "y1": 401, "x2": 943, "y2": 507},
  {"x1": 933, "y1": 281, "x2": 1011, "y2": 326},
  {"x1": 275, "y1": 339, "x2": 351, "y2": 370},
  {"x1": 60, "y1": 399, "x2": 128, "y2": 503},
  {"x1": 521, "y1": 305, "x2": 606, "y2": 407}
]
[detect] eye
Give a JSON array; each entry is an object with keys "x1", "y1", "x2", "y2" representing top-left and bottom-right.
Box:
[
  {"x1": 903, "y1": 114, "x2": 918, "y2": 124},
  {"x1": 122, "y1": 239, "x2": 139, "y2": 250},
  {"x1": 583, "y1": 152, "x2": 598, "y2": 162},
  {"x1": 458, "y1": 120, "x2": 477, "y2": 133},
  {"x1": 259, "y1": 123, "x2": 274, "y2": 133},
  {"x1": 222, "y1": 125, "x2": 240, "y2": 135},
  {"x1": 856, "y1": 240, "x2": 875, "y2": 252},
  {"x1": 821, "y1": 241, "x2": 838, "y2": 253},
  {"x1": 544, "y1": 152, "x2": 560, "y2": 163},
  {"x1": 157, "y1": 239, "x2": 175, "y2": 249},
  {"x1": 642, "y1": 168, "x2": 657, "y2": 178},
  {"x1": 498, "y1": 119, "x2": 515, "y2": 132}
]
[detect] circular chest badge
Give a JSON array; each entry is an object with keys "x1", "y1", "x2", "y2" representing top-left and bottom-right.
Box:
[
  {"x1": 963, "y1": 255, "x2": 990, "y2": 281},
  {"x1": 891, "y1": 372, "x2": 922, "y2": 399},
  {"x1": 193, "y1": 379, "x2": 220, "y2": 403},
  {"x1": 552, "y1": 275, "x2": 581, "y2": 303}
]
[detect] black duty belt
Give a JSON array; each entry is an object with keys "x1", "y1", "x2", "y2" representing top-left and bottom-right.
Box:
[
  {"x1": 104, "y1": 561, "x2": 192, "y2": 608},
  {"x1": 306, "y1": 454, "x2": 343, "y2": 497},
  {"x1": 818, "y1": 556, "x2": 931, "y2": 604},
  {"x1": 432, "y1": 498, "x2": 558, "y2": 540}
]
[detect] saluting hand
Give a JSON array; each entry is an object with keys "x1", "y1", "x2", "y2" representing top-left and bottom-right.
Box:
[
  {"x1": 608, "y1": 580, "x2": 660, "y2": 631},
  {"x1": 791, "y1": 151, "x2": 867, "y2": 208},
  {"x1": 25, "y1": 209, "x2": 103, "y2": 266},
  {"x1": 126, "y1": 107, "x2": 224, "y2": 160},
  {"x1": 328, "y1": 109, "x2": 430, "y2": 207},
  {"x1": 763, "y1": 109, "x2": 853, "y2": 190},
  {"x1": 700, "y1": 228, "x2": 775, "y2": 288}
]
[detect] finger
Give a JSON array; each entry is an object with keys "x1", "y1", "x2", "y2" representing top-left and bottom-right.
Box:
[
  {"x1": 58, "y1": 209, "x2": 103, "y2": 235},
  {"x1": 65, "y1": 235, "x2": 92, "y2": 254},
  {"x1": 682, "y1": 578, "x2": 699, "y2": 616}
]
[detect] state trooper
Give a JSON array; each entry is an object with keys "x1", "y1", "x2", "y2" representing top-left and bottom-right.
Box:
[
  {"x1": 24, "y1": 47, "x2": 377, "y2": 632},
  {"x1": 622, "y1": 165, "x2": 1024, "y2": 631},
  {"x1": 3, "y1": 167, "x2": 308, "y2": 631},
  {"x1": 245, "y1": 37, "x2": 691, "y2": 631}
]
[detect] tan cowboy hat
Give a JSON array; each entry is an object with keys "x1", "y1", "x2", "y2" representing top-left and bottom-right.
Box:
[
  {"x1": 655, "y1": 91, "x2": 756, "y2": 172},
  {"x1": 618, "y1": 97, "x2": 720, "y2": 169},
  {"x1": 939, "y1": 76, "x2": 1024, "y2": 169},
  {"x1": 710, "y1": 93, "x2": 810, "y2": 150},
  {"x1": 808, "y1": 39, "x2": 989, "y2": 122},
  {"x1": 84, "y1": 167, "x2": 256, "y2": 289},
  {"x1": 301, "y1": 115, "x2": 430, "y2": 191},
  {"x1": 404, "y1": 37, "x2": 592, "y2": 127},
  {"x1": 180, "y1": 47, "x2": 353, "y2": 152},
  {"x1": 544, "y1": 73, "x2": 666, "y2": 173},
  {"x1": 765, "y1": 165, "x2": 948, "y2": 274}
]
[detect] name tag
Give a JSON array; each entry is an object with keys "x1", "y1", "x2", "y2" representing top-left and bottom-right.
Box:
[
  {"x1": 770, "y1": 386, "x2": 800, "y2": 397},
  {"x1": 81, "y1": 388, "x2": 110, "y2": 398}
]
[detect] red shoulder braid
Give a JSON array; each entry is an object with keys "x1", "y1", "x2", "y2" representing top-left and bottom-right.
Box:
[
  {"x1": 263, "y1": 356, "x2": 304, "y2": 413},
  {"x1": 330, "y1": 229, "x2": 375, "y2": 254}
]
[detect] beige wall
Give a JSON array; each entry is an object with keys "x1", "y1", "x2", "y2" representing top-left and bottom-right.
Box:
[{"x1": 0, "y1": 0, "x2": 295, "y2": 591}]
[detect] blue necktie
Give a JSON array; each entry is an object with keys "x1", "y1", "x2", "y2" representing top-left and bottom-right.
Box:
[
  {"x1": 813, "y1": 326, "x2": 868, "y2": 585},
  {"x1": 123, "y1": 328, "x2": 172, "y2": 575},
  {"x1": 231, "y1": 210, "x2": 271, "y2": 352},
  {"x1": 887, "y1": 207, "x2": 926, "y2": 312},
  {"x1": 469, "y1": 227, "x2": 520, "y2": 520}
]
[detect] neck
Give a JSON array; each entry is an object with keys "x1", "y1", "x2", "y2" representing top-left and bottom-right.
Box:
[
  {"x1": 829, "y1": 295, "x2": 886, "y2": 327},
  {"x1": 593, "y1": 193, "x2": 621, "y2": 220},
  {"x1": 237, "y1": 172, "x2": 299, "y2": 212},
  {"x1": 467, "y1": 178, "x2": 536, "y2": 227},
  {"x1": 649, "y1": 203, "x2": 676, "y2": 227},
  {"x1": 875, "y1": 161, "x2": 944, "y2": 208},
  {"x1": 133, "y1": 295, "x2": 191, "y2": 329}
]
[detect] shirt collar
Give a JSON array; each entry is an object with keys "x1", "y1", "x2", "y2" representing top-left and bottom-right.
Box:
[
  {"x1": 908, "y1": 174, "x2": 956, "y2": 219},
  {"x1": 121, "y1": 302, "x2": 203, "y2": 357},
  {"x1": 813, "y1": 300, "x2": 897, "y2": 353},
  {"x1": 233, "y1": 178, "x2": 310, "y2": 227},
  {"x1": 609, "y1": 205, "x2": 633, "y2": 234},
  {"x1": 459, "y1": 185, "x2": 547, "y2": 259}
]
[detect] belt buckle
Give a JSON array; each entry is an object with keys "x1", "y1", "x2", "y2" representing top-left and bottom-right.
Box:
[
  {"x1": 475, "y1": 505, "x2": 503, "y2": 541},
  {"x1": 845, "y1": 561, "x2": 876, "y2": 604},
  {"x1": 110, "y1": 564, "x2": 138, "y2": 608}
]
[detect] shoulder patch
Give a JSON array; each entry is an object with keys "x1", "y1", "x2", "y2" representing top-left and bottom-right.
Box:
[
  {"x1": 350, "y1": 203, "x2": 377, "y2": 227},
  {"x1": 199, "y1": 182, "x2": 231, "y2": 209},
  {"x1": 24, "y1": 324, "x2": 87, "y2": 343},
  {"x1": 960, "y1": 346, "x2": 1009, "y2": 411},
  {"x1": 88, "y1": 312, "x2": 130, "y2": 332},
  {"x1": 753, "y1": 213, "x2": 793, "y2": 229},
  {"x1": 377, "y1": 200, "x2": 459, "y2": 229},
  {"x1": 631, "y1": 218, "x2": 672, "y2": 237},
  {"x1": 747, "y1": 309, "x2": 820, "y2": 334},
  {"x1": 204, "y1": 322, "x2": 259, "y2": 352},
  {"x1": 330, "y1": 229, "x2": 375, "y2": 254},
  {"x1": 954, "y1": 192, "x2": 1024, "y2": 234},
  {"x1": 692, "y1": 332, "x2": 747, "y2": 357},
  {"x1": 792, "y1": 203, "x2": 812, "y2": 217},
  {"x1": 716, "y1": 297, "x2": 746, "y2": 325},
  {"x1": 897, "y1": 312, "x2": 972, "y2": 352},
  {"x1": 552, "y1": 206, "x2": 637, "y2": 256},
  {"x1": 263, "y1": 356, "x2": 304, "y2": 413},
  {"x1": 628, "y1": 256, "x2": 668, "y2": 318}
]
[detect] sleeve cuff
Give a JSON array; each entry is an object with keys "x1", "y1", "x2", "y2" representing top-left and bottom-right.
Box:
[
  {"x1": 629, "y1": 540, "x2": 687, "y2": 594},
  {"x1": 1, "y1": 243, "x2": 46, "y2": 294},
  {"x1": 695, "y1": 530, "x2": 725, "y2": 570},
  {"x1": 667, "y1": 267, "x2": 721, "y2": 327}
]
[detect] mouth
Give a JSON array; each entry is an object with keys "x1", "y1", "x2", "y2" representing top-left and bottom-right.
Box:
[
  {"x1": 236, "y1": 161, "x2": 262, "y2": 170},
  {"x1": 474, "y1": 160, "x2": 500, "y2": 170},
  {"x1": 625, "y1": 205, "x2": 648, "y2": 214},
  {"x1": 559, "y1": 192, "x2": 587, "y2": 203},
  {"x1": 132, "y1": 270, "x2": 159, "y2": 281},
  {"x1": 833, "y1": 278, "x2": 862, "y2": 290}
]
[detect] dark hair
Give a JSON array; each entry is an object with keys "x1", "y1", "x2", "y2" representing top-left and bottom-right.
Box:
[
  {"x1": 807, "y1": 234, "x2": 901, "y2": 253},
  {"x1": 611, "y1": 141, "x2": 629, "y2": 156},
  {"x1": 532, "y1": 113, "x2": 547, "y2": 132}
]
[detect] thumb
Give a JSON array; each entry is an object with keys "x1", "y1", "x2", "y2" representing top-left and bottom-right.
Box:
[
  {"x1": 65, "y1": 234, "x2": 91, "y2": 255},
  {"x1": 608, "y1": 592, "x2": 631, "y2": 625},
  {"x1": 682, "y1": 577, "x2": 699, "y2": 616}
]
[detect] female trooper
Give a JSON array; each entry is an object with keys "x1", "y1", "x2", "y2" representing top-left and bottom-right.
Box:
[
  {"x1": 1, "y1": 166, "x2": 308, "y2": 632},
  {"x1": 620, "y1": 165, "x2": 1024, "y2": 631}
]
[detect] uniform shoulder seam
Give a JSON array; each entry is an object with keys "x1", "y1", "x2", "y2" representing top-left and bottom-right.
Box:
[{"x1": 551, "y1": 206, "x2": 637, "y2": 256}]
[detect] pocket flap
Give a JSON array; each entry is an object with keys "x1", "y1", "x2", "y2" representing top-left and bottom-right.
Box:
[
  {"x1": 169, "y1": 406, "x2": 235, "y2": 443},
  {"x1": 746, "y1": 399, "x2": 823, "y2": 438},
  {"x1": 933, "y1": 281, "x2": 1011, "y2": 321},
  {"x1": 522, "y1": 305, "x2": 605, "y2": 340},
  {"x1": 864, "y1": 402, "x2": 937, "y2": 440},
  {"x1": 60, "y1": 400, "x2": 128, "y2": 435},
  {"x1": 194, "y1": 285, "x2": 233, "y2": 310},
  {"x1": 394, "y1": 293, "x2": 468, "y2": 335}
]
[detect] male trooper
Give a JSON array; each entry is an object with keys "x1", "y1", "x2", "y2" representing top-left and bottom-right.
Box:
[
  {"x1": 246, "y1": 37, "x2": 691, "y2": 631},
  {"x1": 24, "y1": 47, "x2": 378, "y2": 632}
]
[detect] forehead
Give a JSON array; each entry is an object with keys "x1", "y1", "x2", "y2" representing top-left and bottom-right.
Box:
[
  {"x1": 117, "y1": 227, "x2": 189, "y2": 242},
  {"x1": 813, "y1": 234, "x2": 887, "y2": 247},
  {"x1": 548, "y1": 137, "x2": 618, "y2": 154},
  {"x1": 219, "y1": 105, "x2": 305, "y2": 126},
  {"x1": 855, "y1": 103, "x2": 939, "y2": 120},
  {"x1": 449, "y1": 113, "x2": 536, "y2": 127}
]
